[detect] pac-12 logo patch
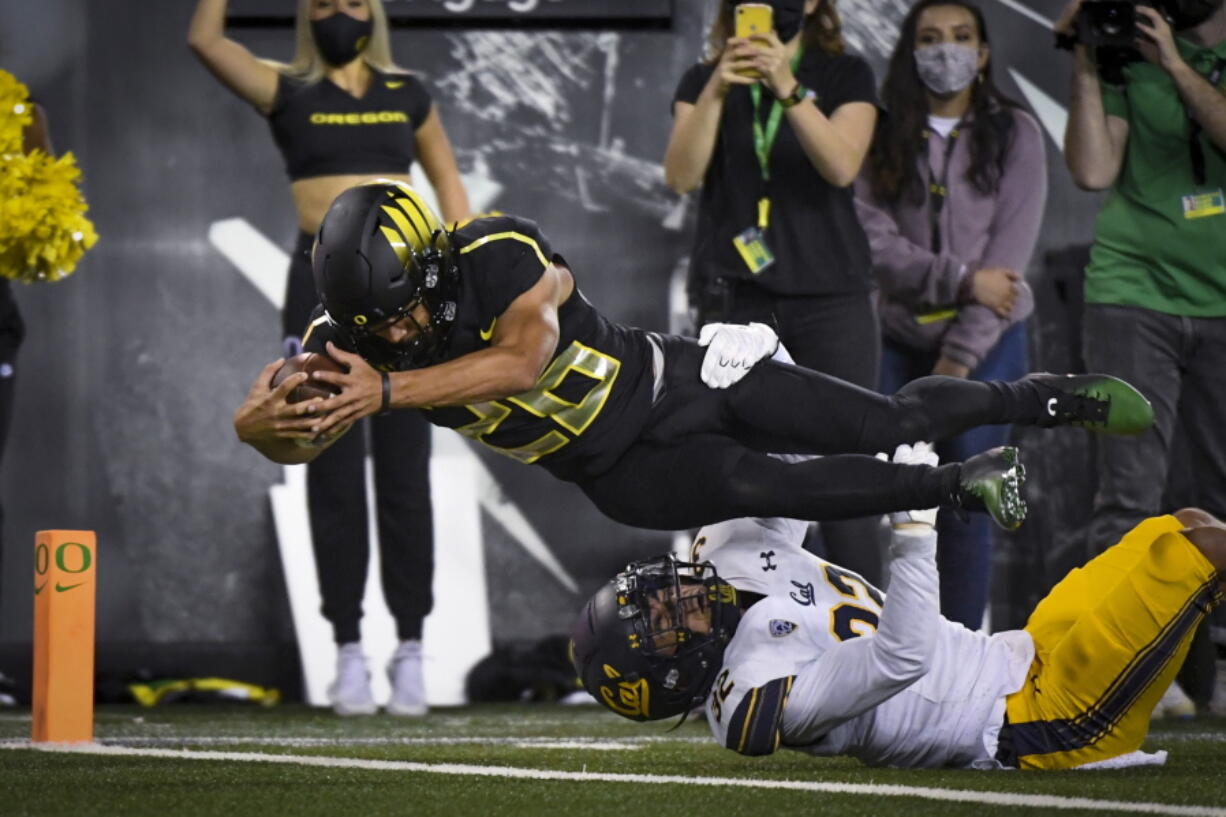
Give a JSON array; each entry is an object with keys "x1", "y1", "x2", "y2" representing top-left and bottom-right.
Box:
[{"x1": 769, "y1": 619, "x2": 797, "y2": 638}]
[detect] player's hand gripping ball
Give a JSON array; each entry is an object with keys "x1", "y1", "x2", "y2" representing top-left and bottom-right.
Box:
[{"x1": 270, "y1": 353, "x2": 346, "y2": 403}]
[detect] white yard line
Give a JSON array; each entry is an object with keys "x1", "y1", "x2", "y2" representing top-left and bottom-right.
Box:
[{"x1": 3, "y1": 742, "x2": 1225, "y2": 817}]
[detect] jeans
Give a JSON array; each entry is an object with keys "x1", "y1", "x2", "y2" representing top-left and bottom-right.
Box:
[
  {"x1": 1082, "y1": 303, "x2": 1226, "y2": 555},
  {"x1": 880, "y1": 323, "x2": 1029, "y2": 628}
]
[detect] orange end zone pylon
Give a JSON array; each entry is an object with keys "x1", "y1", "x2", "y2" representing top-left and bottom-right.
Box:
[{"x1": 32, "y1": 530, "x2": 96, "y2": 743}]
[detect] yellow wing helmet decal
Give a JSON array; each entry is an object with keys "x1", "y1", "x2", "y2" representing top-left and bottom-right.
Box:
[
  {"x1": 600, "y1": 664, "x2": 651, "y2": 720},
  {"x1": 359, "y1": 180, "x2": 444, "y2": 268}
]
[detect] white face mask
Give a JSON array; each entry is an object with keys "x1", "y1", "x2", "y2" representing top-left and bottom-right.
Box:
[{"x1": 913, "y1": 43, "x2": 980, "y2": 95}]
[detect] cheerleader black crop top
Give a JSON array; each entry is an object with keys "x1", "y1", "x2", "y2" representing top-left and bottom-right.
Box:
[{"x1": 267, "y1": 68, "x2": 433, "y2": 181}]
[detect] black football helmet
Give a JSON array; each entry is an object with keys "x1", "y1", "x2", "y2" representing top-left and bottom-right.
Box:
[
  {"x1": 311, "y1": 179, "x2": 459, "y2": 371},
  {"x1": 570, "y1": 555, "x2": 743, "y2": 722}
]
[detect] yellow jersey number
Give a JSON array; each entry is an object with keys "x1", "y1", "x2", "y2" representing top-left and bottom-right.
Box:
[
  {"x1": 454, "y1": 341, "x2": 621, "y2": 464},
  {"x1": 824, "y1": 564, "x2": 882, "y2": 642},
  {"x1": 710, "y1": 669, "x2": 735, "y2": 723}
]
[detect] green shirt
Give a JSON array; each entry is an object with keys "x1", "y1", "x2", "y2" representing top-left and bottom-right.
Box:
[{"x1": 1086, "y1": 37, "x2": 1226, "y2": 316}]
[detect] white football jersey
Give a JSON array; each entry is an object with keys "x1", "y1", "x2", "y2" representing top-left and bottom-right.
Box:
[{"x1": 695, "y1": 518, "x2": 1034, "y2": 769}]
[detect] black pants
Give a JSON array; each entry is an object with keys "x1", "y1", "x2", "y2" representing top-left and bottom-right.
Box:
[
  {"x1": 696, "y1": 281, "x2": 884, "y2": 583},
  {"x1": 578, "y1": 335, "x2": 1034, "y2": 531},
  {"x1": 0, "y1": 278, "x2": 22, "y2": 613},
  {"x1": 286, "y1": 232, "x2": 434, "y2": 644}
]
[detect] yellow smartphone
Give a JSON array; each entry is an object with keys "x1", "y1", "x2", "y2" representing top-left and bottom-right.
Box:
[{"x1": 733, "y1": 3, "x2": 773, "y2": 78}]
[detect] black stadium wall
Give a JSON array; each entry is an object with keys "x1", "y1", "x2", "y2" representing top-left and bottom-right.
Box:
[{"x1": 0, "y1": 0, "x2": 1128, "y2": 696}]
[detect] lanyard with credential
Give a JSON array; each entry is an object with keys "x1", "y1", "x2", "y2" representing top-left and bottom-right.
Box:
[
  {"x1": 923, "y1": 119, "x2": 967, "y2": 254},
  {"x1": 748, "y1": 47, "x2": 804, "y2": 230},
  {"x1": 1187, "y1": 56, "x2": 1226, "y2": 187}
]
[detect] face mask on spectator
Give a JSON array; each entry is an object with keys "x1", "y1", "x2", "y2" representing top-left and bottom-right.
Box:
[
  {"x1": 311, "y1": 11, "x2": 373, "y2": 67},
  {"x1": 767, "y1": 0, "x2": 809, "y2": 41},
  {"x1": 914, "y1": 43, "x2": 980, "y2": 96}
]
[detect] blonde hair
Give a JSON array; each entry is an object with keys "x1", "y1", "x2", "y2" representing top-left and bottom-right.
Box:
[
  {"x1": 704, "y1": 0, "x2": 844, "y2": 63},
  {"x1": 282, "y1": 0, "x2": 402, "y2": 82}
]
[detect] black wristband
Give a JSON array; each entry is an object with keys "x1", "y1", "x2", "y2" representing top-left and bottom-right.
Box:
[
  {"x1": 379, "y1": 370, "x2": 392, "y2": 415},
  {"x1": 777, "y1": 83, "x2": 808, "y2": 109},
  {"x1": 1054, "y1": 31, "x2": 1077, "y2": 51}
]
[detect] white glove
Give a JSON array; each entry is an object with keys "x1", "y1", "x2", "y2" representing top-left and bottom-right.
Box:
[
  {"x1": 887, "y1": 442, "x2": 939, "y2": 529},
  {"x1": 698, "y1": 322, "x2": 779, "y2": 389}
]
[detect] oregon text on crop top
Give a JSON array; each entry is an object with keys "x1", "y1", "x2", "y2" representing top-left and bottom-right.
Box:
[{"x1": 267, "y1": 68, "x2": 432, "y2": 181}]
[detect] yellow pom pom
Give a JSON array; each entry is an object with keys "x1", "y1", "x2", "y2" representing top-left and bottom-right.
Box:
[
  {"x1": 0, "y1": 70, "x2": 33, "y2": 155},
  {"x1": 0, "y1": 151, "x2": 98, "y2": 283}
]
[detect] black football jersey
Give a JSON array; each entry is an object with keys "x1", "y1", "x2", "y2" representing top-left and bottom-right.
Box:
[{"x1": 304, "y1": 215, "x2": 656, "y2": 481}]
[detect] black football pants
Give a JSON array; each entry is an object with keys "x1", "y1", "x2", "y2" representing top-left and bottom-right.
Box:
[
  {"x1": 579, "y1": 335, "x2": 1032, "y2": 531},
  {"x1": 701, "y1": 286, "x2": 884, "y2": 583}
]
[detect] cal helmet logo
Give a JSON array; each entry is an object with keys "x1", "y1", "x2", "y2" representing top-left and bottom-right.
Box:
[
  {"x1": 769, "y1": 619, "x2": 798, "y2": 638},
  {"x1": 600, "y1": 664, "x2": 650, "y2": 719}
]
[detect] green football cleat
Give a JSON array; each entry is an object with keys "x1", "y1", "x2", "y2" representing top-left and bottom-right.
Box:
[
  {"x1": 957, "y1": 446, "x2": 1027, "y2": 531},
  {"x1": 1027, "y1": 373, "x2": 1154, "y2": 436}
]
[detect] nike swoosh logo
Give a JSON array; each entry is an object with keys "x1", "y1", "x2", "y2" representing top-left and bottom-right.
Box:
[
  {"x1": 34, "y1": 581, "x2": 46, "y2": 595},
  {"x1": 55, "y1": 581, "x2": 85, "y2": 593},
  {"x1": 479, "y1": 319, "x2": 497, "y2": 342},
  {"x1": 386, "y1": 81, "x2": 404, "y2": 89}
]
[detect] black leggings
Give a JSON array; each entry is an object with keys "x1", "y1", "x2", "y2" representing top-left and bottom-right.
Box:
[
  {"x1": 306, "y1": 412, "x2": 435, "y2": 644},
  {"x1": 579, "y1": 336, "x2": 1027, "y2": 530},
  {"x1": 284, "y1": 231, "x2": 319, "y2": 340},
  {"x1": 285, "y1": 232, "x2": 435, "y2": 644}
]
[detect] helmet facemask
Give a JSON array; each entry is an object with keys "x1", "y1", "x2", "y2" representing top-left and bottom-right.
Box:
[
  {"x1": 571, "y1": 555, "x2": 742, "y2": 723},
  {"x1": 330, "y1": 239, "x2": 459, "y2": 371}
]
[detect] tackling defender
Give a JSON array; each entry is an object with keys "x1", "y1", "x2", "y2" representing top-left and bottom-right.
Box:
[
  {"x1": 234, "y1": 180, "x2": 1153, "y2": 532},
  {"x1": 571, "y1": 444, "x2": 1226, "y2": 770}
]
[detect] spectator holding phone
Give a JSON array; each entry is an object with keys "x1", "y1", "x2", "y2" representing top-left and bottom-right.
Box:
[
  {"x1": 664, "y1": 0, "x2": 882, "y2": 582},
  {"x1": 855, "y1": 0, "x2": 1046, "y2": 628}
]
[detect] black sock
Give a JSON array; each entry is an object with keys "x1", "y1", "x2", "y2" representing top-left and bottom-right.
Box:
[
  {"x1": 987, "y1": 379, "x2": 1043, "y2": 426},
  {"x1": 937, "y1": 462, "x2": 963, "y2": 507}
]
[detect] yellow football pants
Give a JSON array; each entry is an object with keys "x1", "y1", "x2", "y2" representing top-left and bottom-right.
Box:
[{"x1": 999, "y1": 515, "x2": 1222, "y2": 770}]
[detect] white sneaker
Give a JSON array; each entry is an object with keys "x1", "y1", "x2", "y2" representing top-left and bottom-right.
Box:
[
  {"x1": 386, "y1": 640, "x2": 427, "y2": 717},
  {"x1": 1151, "y1": 679, "x2": 1197, "y2": 721},
  {"x1": 328, "y1": 643, "x2": 376, "y2": 716}
]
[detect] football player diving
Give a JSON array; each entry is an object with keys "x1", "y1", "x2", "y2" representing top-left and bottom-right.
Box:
[
  {"x1": 234, "y1": 179, "x2": 1154, "y2": 532},
  {"x1": 571, "y1": 443, "x2": 1226, "y2": 770}
]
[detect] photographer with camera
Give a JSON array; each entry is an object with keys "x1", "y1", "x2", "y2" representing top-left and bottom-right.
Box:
[{"x1": 1055, "y1": 0, "x2": 1226, "y2": 712}]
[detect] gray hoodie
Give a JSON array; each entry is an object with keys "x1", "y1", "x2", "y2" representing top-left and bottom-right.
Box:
[{"x1": 854, "y1": 108, "x2": 1047, "y2": 370}]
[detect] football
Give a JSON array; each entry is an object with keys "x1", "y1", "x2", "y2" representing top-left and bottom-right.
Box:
[{"x1": 270, "y1": 352, "x2": 346, "y2": 404}]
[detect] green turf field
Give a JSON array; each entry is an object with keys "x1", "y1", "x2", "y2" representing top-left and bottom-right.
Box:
[{"x1": 1, "y1": 705, "x2": 1225, "y2": 816}]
